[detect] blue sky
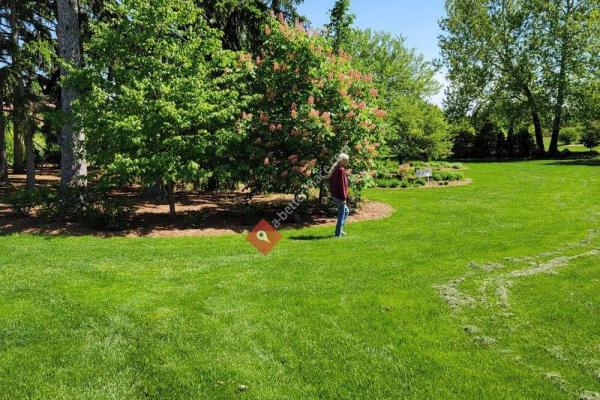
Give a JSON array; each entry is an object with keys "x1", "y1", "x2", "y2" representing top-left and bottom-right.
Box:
[{"x1": 297, "y1": 0, "x2": 447, "y2": 105}]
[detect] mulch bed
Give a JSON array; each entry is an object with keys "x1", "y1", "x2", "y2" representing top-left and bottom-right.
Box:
[{"x1": 0, "y1": 169, "x2": 394, "y2": 237}]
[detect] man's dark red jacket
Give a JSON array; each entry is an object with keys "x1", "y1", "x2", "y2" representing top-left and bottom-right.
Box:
[{"x1": 329, "y1": 167, "x2": 349, "y2": 200}]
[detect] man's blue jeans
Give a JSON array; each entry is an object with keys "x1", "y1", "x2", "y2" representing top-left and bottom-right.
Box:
[{"x1": 334, "y1": 197, "x2": 350, "y2": 237}]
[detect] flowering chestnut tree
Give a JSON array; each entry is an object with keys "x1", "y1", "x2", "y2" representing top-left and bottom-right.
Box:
[{"x1": 241, "y1": 14, "x2": 387, "y2": 195}]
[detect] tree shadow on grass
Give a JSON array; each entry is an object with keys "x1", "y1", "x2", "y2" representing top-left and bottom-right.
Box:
[
  {"x1": 542, "y1": 158, "x2": 600, "y2": 167},
  {"x1": 288, "y1": 234, "x2": 332, "y2": 241}
]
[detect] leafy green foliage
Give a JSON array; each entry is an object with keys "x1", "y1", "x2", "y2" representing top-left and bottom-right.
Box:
[
  {"x1": 440, "y1": 0, "x2": 598, "y2": 156},
  {"x1": 388, "y1": 98, "x2": 452, "y2": 161},
  {"x1": 348, "y1": 29, "x2": 440, "y2": 103},
  {"x1": 525, "y1": 0, "x2": 598, "y2": 154},
  {"x1": 346, "y1": 29, "x2": 448, "y2": 161},
  {"x1": 242, "y1": 15, "x2": 386, "y2": 194},
  {"x1": 450, "y1": 121, "x2": 535, "y2": 159},
  {"x1": 7, "y1": 184, "x2": 135, "y2": 230},
  {"x1": 506, "y1": 128, "x2": 536, "y2": 158},
  {"x1": 84, "y1": 195, "x2": 135, "y2": 231},
  {"x1": 373, "y1": 159, "x2": 465, "y2": 188},
  {"x1": 7, "y1": 188, "x2": 42, "y2": 216},
  {"x1": 325, "y1": 0, "x2": 355, "y2": 51},
  {"x1": 558, "y1": 126, "x2": 582, "y2": 145},
  {"x1": 71, "y1": 0, "x2": 248, "y2": 193},
  {"x1": 410, "y1": 160, "x2": 463, "y2": 170},
  {"x1": 431, "y1": 170, "x2": 464, "y2": 181},
  {"x1": 581, "y1": 121, "x2": 600, "y2": 150}
]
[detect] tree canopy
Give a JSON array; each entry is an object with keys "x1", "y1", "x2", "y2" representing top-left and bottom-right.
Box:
[{"x1": 440, "y1": 0, "x2": 598, "y2": 156}]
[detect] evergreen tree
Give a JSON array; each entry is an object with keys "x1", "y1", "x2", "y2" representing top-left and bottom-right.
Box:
[
  {"x1": 57, "y1": 0, "x2": 87, "y2": 188},
  {"x1": 325, "y1": 0, "x2": 354, "y2": 51}
]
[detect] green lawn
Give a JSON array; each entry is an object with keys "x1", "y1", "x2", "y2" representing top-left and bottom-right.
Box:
[
  {"x1": 558, "y1": 143, "x2": 600, "y2": 153},
  {"x1": 1, "y1": 159, "x2": 599, "y2": 399}
]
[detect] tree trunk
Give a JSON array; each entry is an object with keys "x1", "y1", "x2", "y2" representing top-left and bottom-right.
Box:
[
  {"x1": 141, "y1": 180, "x2": 167, "y2": 201},
  {"x1": 0, "y1": 89, "x2": 7, "y2": 185},
  {"x1": 12, "y1": 79, "x2": 26, "y2": 173},
  {"x1": 166, "y1": 181, "x2": 176, "y2": 218},
  {"x1": 25, "y1": 121, "x2": 35, "y2": 189},
  {"x1": 318, "y1": 178, "x2": 325, "y2": 205},
  {"x1": 57, "y1": 0, "x2": 87, "y2": 188},
  {"x1": 9, "y1": 0, "x2": 25, "y2": 173},
  {"x1": 206, "y1": 175, "x2": 218, "y2": 192},
  {"x1": 548, "y1": 84, "x2": 565, "y2": 157},
  {"x1": 522, "y1": 84, "x2": 545, "y2": 156},
  {"x1": 548, "y1": 39, "x2": 569, "y2": 157}
]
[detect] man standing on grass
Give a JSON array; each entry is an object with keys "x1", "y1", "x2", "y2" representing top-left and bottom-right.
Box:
[{"x1": 328, "y1": 153, "x2": 350, "y2": 238}]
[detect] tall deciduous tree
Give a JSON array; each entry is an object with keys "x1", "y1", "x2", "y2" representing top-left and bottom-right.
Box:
[
  {"x1": 348, "y1": 29, "x2": 447, "y2": 160},
  {"x1": 439, "y1": 0, "x2": 547, "y2": 155},
  {"x1": 528, "y1": 0, "x2": 596, "y2": 156},
  {"x1": 57, "y1": 0, "x2": 87, "y2": 187},
  {"x1": 71, "y1": 0, "x2": 246, "y2": 217},
  {"x1": 389, "y1": 98, "x2": 452, "y2": 162},
  {"x1": 349, "y1": 29, "x2": 440, "y2": 104}
]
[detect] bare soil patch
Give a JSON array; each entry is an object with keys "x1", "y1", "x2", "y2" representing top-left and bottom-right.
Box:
[{"x1": 423, "y1": 178, "x2": 472, "y2": 188}]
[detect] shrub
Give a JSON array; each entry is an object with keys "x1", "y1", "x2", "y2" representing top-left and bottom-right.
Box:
[
  {"x1": 410, "y1": 161, "x2": 462, "y2": 170},
  {"x1": 85, "y1": 196, "x2": 135, "y2": 231},
  {"x1": 346, "y1": 189, "x2": 362, "y2": 210},
  {"x1": 450, "y1": 120, "x2": 476, "y2": 158},
  {"x1": 375, "y1": 177, "x2": 395, "y2": 188},
  {"x1": 373, "y1": 160, "x2": 464, "y2": 188},
  {"x1": 9, "y1": 185, "x2": 134, "y2": 231},
  {"x1": 37, "y1": 186, "x2": 88, "y2": 222},
  {"x1": 374, "y1": 159, "x2": 401, "y2": 179},
  {"x1": 397, "y1": 164, "x2": 414, "y2": 179},
  {"x1": 581, "y1": 121, "x2": 600, "y2": 150},
  {"x1": 451, "y1": 120, "x2": 536, "y2": 159},
  {"x1": 558, "y1": 126, "x2": 582, "y2": 145},
  {"x1": 432, "y1": 171, "x2": 464, "y2": 181},
  {"x1": 234, "y1": 203, "x2": 259, "y2": 225},
  {"x1": 7, "y1": 189, "x2": 43, "y2": 216},
  {"x1": 474, "y1": 122, "x2": 501, "y2": 157},
  {"x1": 505, "y1": 128, "x2": 535, "y2": 158}
]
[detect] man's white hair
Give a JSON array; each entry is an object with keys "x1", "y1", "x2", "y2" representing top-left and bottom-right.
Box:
[{"x1": 327, "y1": 153, "x2": 350, "y2": 178}]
